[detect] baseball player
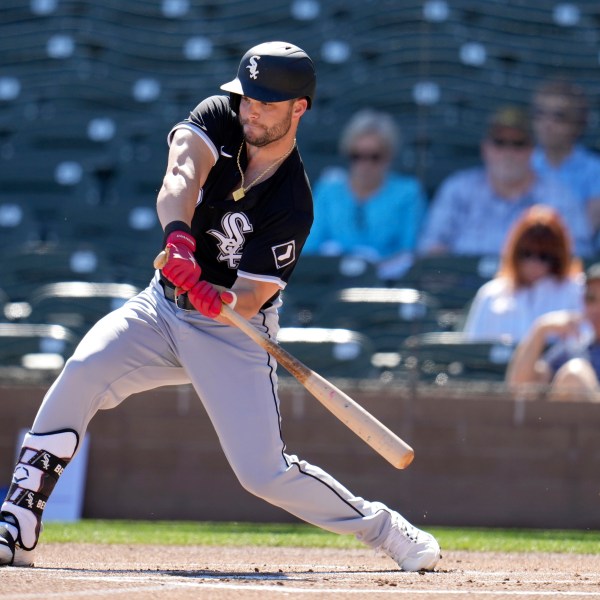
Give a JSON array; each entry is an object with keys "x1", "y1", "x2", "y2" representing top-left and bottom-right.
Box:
[{"x1": 0, "y1": 41, "x2": 440, "y2": 571}]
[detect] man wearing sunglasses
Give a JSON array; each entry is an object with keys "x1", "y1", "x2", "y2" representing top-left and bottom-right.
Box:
[
  {"x1": 418, "y1": 106, "x2": 592, "y2": 258},
  {"x1": 531, "y1": 77, "x2": 600, "y2": 243},
  {"x1": 506, "y1": 263, "x2": 600, "y2": 402}
]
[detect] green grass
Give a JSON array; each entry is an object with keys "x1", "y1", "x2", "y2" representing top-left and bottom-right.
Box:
[{"x1": 41, "y1": 520, "x2": 600, "y2": 554}]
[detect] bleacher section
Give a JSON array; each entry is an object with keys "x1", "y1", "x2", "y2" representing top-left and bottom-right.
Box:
[{"x1": 1, "y1": 1, "x2": 599, "y2": 381}]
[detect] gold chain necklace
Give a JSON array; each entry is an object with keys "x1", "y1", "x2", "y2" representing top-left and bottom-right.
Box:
[{"x1": 232, "y1": 138, "x2": 296, "y2": 201}]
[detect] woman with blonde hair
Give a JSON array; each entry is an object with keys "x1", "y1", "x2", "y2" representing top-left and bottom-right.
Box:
[{"x1": 463, "y1": 204, "x2": 584, "y2": 342}]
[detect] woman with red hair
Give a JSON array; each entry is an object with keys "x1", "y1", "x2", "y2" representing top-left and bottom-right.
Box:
[{"x1": 463, "y1": 204, "x2": 584, "y2": 342}]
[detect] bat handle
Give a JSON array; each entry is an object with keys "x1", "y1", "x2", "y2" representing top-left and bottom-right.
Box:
[
  {"x1": 220, "y1": 304, "x2": 269, "y2": 344},
  {"x1": 154, "y1": 249, "x2": 169, "y2": 270}
]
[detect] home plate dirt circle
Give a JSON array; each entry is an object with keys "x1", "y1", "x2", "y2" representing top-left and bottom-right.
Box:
[{"x1": 2, "y1": 544, "x2": 600, "y2": 599}]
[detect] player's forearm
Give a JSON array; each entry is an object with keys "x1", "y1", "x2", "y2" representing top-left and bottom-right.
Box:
[
  {"x1": 156, "y1": 181, "x2": 197, "y2": 229},
  {"x1": 221, "y1": 280, "x2": 280, "y2": 321}
]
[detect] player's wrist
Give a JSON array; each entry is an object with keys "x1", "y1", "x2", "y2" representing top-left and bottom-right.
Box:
[
  {"x1": 163, "y1": 221, "x2": 195, "y2": 250},
  {"x1": 165, "y1": 231, "x2": 196, "y2": 252}
]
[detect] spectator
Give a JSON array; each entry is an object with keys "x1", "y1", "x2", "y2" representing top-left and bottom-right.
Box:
[
  {"x1": 531, "y1": 77, "x2": 600, "y2": 241},
  {"x1": 505, "y1": 262, "x2": 600, "y2": 402},
  {"x1": 303, "y1": 109, "x2": 427, "y2": 280},
  {"x1": 463, "y1": 205, "x2": 584, "y2": 343},
  {"x1": 418, "y1": 106, "x2": 592, "y2": 257}
]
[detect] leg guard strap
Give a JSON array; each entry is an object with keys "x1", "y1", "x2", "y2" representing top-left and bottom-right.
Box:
[
  {"x1": 6, "y1": 485, "x2": 47, "y2": 518},
  {"x1": 15, "y1": 448, "x2": 68, "y2": 497},
  {"x1": 19, "y1": 447, "x2": 69, "y2": 481}
]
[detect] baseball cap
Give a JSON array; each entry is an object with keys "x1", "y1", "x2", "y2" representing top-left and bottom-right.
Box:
[
  {"x1": 220, "y1": 41, "x2": 316, "y2": 108},
  {"x1": 486, "y1": 106, "x2": 533, "y2": 141}
]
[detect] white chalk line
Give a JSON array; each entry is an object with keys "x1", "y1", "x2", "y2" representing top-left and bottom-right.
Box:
[
  {"x1": 5, "y1": 582, "x2": 600, "y2": 599},
  {"x1": 3, "y1": 569, "x2": 600, "y2": 599},
  {"x1": 57, "y1": 573, "x2": 600, "y2": 587}
]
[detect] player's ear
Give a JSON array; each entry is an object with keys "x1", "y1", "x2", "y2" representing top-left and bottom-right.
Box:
[{"x1": 292, "y1": 98, "x2": 308, "y2": 119}]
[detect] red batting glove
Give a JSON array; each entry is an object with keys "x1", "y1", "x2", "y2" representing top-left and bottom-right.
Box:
[
  {"x1": 161, "y1": 231, "x2": 201, "y2": 292},
  {"x1": 188, "y1": 280, "x2": 236, "y2": 318}
]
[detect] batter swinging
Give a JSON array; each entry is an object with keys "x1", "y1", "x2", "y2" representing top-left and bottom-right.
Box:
[{"x1": 0, "y1": 41, "x2": 440, "y2": 571}]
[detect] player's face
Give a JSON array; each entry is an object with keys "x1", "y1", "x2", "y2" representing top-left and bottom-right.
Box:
[{"x1": 239, "y1": 97, "x2": 296, "y2": 147}]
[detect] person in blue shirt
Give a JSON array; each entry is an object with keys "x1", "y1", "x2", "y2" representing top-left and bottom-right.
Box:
[
  {"x1": 418, "y1": 106, "x2": 592, "y2": 258},
  {"x1": 303, "y1": 109, "x2": 427, "y2": 281},
  {"x1": 531, "y1": 77, "x2": 600, "y2": 244},
  {"x1": 506, "y1": 262, "x2": 600, "y2": 402}
]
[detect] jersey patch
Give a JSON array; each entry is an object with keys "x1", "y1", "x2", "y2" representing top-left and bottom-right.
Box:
[
  {"x1": 208, "y1": 212, "x2": 254, "y2": 269},
  {"x1": 272, "y1": 240, "x2": 296, "y2": 269}
]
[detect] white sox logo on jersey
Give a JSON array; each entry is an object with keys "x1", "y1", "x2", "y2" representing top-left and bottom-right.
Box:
[
  {"x1": 246, "y1": 55, "x2": 260, "y2": 79},
  {"x1": 208, "y1": 212, "x2": 253, "y2": 268}
]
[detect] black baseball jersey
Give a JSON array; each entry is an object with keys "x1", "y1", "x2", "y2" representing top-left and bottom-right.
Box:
[{"x1": 162, "y1": 95, "x2": 313, "y2": 304}]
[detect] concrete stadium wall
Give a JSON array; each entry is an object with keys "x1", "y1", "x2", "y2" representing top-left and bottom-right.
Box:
[{"x1": 1, "y1": 382, "x2": 598, "y2": 530}]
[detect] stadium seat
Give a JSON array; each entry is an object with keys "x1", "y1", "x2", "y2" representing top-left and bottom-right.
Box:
[
  {"x1": 312, "y1": 287, "x2": 442, "y2": 352},
  {"x1": 399, "y1": 331, "x2": 515, "y2": 383},
  {"x1": 276, "y1": 327, "x2": 377, "y2": 380},
  {"x1": 397, "y1": 255, "x2": 500, "y2": 309},
  {"x1": 0, "y1": 242, "x2": 117, "y2": 301},
  {"x1": 282, "y1": 255, "x2": 380, "y2": 326},
  {"x1": 0, "y1": 322, "x2": 78, "y2": 373},
  {"x1": 27, "y1": 281, "x2": 140, "y2": 338},
  {"x1": 0, "y1": 200, "x2": 41, "y2": 248}
]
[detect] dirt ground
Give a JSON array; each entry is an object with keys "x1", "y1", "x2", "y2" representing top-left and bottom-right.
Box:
[{"x1": 2, "y1": 544, "x2": 600, "y2": 599}]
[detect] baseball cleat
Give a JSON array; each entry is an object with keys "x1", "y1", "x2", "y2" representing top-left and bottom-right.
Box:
[
  {"x1": 0, "y1": 514, "x2": 35, "y2": 567},
  {"x1": 12, "y1": 545, "x2": 36, "y2": 567},
  {"x1": 0, "y1": 524, "x2": 16, "y2": 566},
  {"x1": 378, "y1": 512, "x2": 441, "y2": 571},
  {"x1": 0, "y1": 531, "x2": 35, "y2": 567}
]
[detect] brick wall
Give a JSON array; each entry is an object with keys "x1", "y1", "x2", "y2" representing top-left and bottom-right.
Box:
[{"x1": 1, "y1": 382, "x2": 598, "y2": 529}]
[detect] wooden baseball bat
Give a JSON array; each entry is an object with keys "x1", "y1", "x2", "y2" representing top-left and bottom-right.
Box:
[{"x1": 154, "y1": 250, "x2": 414, "y2": 469}]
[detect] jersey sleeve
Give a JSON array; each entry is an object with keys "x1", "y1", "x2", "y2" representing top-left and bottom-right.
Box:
[{"x1": 167, "y1": 95, "x2": 238, "y2": 165}]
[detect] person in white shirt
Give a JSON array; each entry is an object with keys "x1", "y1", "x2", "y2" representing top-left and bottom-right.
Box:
[{"x1": 463, "y1": 204, "x2": 584, "y2": 343}]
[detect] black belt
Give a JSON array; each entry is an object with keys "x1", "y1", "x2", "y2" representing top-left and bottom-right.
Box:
[{"x1": 159, "y1": 279, "x2": 196, "y2": 310}]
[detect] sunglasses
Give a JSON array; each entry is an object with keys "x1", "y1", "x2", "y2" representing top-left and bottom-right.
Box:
[
  {"x1": 532, "y1": 107, "x2": 572, "y2": 123},
  {"x1": 489, "y1": 137, "x2": 531, "y2": 149},
  {"x1": 517, "y1": 249, "x2": 556, "y2": 263},
  {"x1": 348, "y1": 152, "x2": 386, "y2": 163}
]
